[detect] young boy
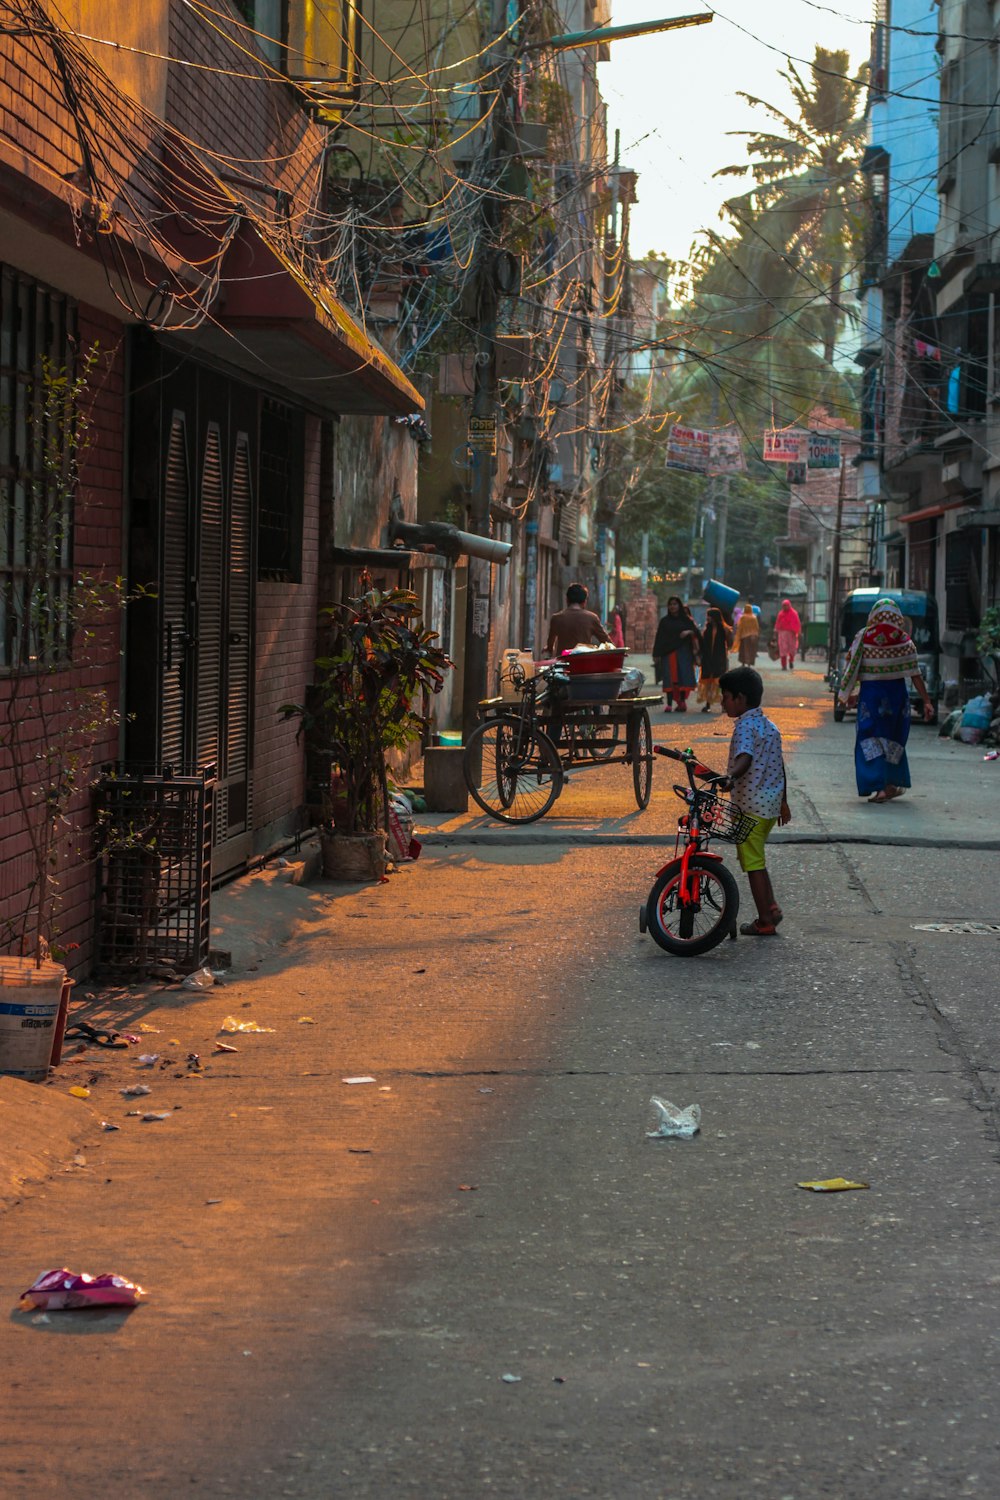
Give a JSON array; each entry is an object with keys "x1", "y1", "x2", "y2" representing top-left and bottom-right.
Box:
[{"x1": 717, "y1": 666, "x2": 791, "y2": 937}]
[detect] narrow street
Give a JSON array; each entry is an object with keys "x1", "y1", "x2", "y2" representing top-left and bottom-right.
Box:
[{"x1": 4, "y1": 661, "x2": 999, "y2": 1499}]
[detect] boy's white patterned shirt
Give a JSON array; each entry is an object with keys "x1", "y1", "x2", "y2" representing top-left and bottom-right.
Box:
[{"x1": 727, "y1": 707, "x2": 785, "y2": 818}]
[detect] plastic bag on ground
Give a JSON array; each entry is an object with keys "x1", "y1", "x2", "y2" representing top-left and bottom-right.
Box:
[
  {"x1": 645, "y1": 1097, "x2": 701, "y2": 1139},
  {"x1": 182, "y1": 967, "x2": 215, "y2": 991},
  {"x1": 220, "y1": 1016, "x2": 275, "y2": 1034},
  {"x1": 20, "y1": 1268, "x2": 146, "y2": 1310}
]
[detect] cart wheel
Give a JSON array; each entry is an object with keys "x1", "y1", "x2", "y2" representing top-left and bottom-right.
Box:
[
  {"x1": 630, "y1": 708, "x2": 653, "y2": 810},
  {"x1": 463, "y1": 720, "x2": 562, "y2": 823},
  {"x1": 639, "y1": 906, "x2": 647, "y2": 934},
  {"x1": 833, "y1": 703, "x2": 846, "y2": 723},
  {"x1": 586, "y1": 717, "x2": 620, "y2": 762}
]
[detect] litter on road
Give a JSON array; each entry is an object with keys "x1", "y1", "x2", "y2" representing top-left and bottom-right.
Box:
[
  {"x1": 645, "y1": 1097, "x2": 701, "y2": 1139},
  {"x1": 342, "y1": 1075, "x2": 377, "y2": 1084},
  {"x1": 797, "y1": 1177, "x2": 870, "y2": 1192},
  {"x1": 121, "y1": 1083, "x2": 151, "y2": 1098},
  {"x1": 220, "y1": 1016, "x2": 275, "y2": 1034},
  {"x1": 68, "y1": 1086, "x2": 90, "y2": 1099},
  {"x1": 142, "y1": 1111, "x2": 172, "y2": 1122},
  {"x1": 20, "y1": 1268, "x2": 146, "y2": 1310}
]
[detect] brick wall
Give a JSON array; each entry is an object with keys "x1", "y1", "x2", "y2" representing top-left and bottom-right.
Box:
[
  {"x1": 0, "y1": 306, "x2": 126, "y2": 972},
  {"x1": 252, "y1": 416, "x2": 321, "y2": 848}
]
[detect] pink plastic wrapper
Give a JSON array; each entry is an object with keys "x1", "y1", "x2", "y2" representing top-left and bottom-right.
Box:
[{"x1": 20, "y1": 1268, "x2": 146, "y2": 1311}]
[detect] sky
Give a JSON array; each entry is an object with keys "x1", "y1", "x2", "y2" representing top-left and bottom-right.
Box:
[{"x1": 597, "y1": 0, "x2": 873, "y2": 265}]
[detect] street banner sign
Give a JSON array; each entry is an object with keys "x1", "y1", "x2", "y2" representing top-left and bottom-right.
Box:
[
  {"x1": 666, "y1": 424, "x2": 711, "y2": 472},
  {"x1": 468, "y1": 415, "x2": 497, "y2": 453},
  {"x1": 763, "y1": 429, "x2": 804, "y2": 463},
  {"x1": 807, "y1": 432, "x2": 841, "y2": 469},
  {"x1": 666, "y1": 424, "x2": 746, "y2": 475},
  {"x1": 709, "y1": 425, "x2": 746, "y2": 475}
]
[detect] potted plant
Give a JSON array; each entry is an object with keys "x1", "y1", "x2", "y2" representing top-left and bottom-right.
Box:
[{"x1": 281, "y1": 579, "x2": 451, "y2": 881}]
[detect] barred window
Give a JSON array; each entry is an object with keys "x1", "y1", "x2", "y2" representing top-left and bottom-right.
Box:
[
  {"x1": 0, "y1": 267, "x2": 77, "y2": 670},
  {"x1": 258, "y1": 396, "x2": 303, "y2": 582}
]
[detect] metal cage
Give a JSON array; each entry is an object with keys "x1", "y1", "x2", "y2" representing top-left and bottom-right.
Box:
[{"x1": 94, "y1": 765, "x2": 215, "y2": 977}]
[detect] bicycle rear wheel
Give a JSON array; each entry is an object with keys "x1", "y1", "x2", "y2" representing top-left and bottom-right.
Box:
[
  {"x1": 464, "y1": 720, "x2": 562, "y2": 823},
  {"x1": 645, "y1": 854, "x2": 739, "y2": 956}
]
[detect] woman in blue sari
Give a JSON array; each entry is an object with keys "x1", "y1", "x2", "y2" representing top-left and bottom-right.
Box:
[{"x1": 838, "y1": 599, "x2": 935, "y2": 802}]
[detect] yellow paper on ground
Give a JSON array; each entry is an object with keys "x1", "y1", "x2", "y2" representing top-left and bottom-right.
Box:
[{"x1": 797, "y1": 1177, "x2": 870, "y2": 1192}]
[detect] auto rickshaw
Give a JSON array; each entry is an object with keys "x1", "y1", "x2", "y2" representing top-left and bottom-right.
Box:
[{"x1": 830, "y1": 588, "x2": 941, "y2": 724}]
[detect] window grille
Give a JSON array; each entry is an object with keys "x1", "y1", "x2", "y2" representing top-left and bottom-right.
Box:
[
  {"x1": 258, "y1": 397, "x2": 303, "y2": 581},
  {"x1": 0, "y1": 266, "x2": 77, "y2": 671}
]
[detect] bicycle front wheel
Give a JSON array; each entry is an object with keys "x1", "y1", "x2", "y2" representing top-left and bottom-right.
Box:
[
  {"x1": 645, "y1": 854, "x2": 739, "y2": 956},
  {"x1": 464, "y1": 720, "x2": 563, "y2": 823}
]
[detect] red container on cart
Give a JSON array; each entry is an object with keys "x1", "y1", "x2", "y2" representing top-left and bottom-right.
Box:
[{"x1": 560, "y1": 648, "x2": 627, "y2": 675}]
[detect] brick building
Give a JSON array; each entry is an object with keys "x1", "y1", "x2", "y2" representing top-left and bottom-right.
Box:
[{"x1": 0, "y1": 1, "x2": 420, "y2": 967}]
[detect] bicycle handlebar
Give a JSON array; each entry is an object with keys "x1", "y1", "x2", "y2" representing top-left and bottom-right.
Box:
[{"x1": 654, "y1": 745, "x2": 724, "y2": 782}]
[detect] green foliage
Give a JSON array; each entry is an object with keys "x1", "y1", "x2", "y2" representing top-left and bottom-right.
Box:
[
  {"x1": 977, "y1": 605, "x2": 1000, "y2": 656},
  {"x1": 280, "y1": 581, "x2": 452, "y2": 837}
]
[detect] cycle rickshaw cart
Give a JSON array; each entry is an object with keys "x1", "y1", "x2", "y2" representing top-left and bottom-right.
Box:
[{"x1": 462, "y1": 658, "x2": 658, "y2": 823}]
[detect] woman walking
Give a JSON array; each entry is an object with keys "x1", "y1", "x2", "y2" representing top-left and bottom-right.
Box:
[
  {"x1": 696, "y1": 606, "x2": 732, "y2": 711},
  {"x1": 733, "y1": 601, "x2": 760, "y2": 666},
  {"x1": 838, "y1": 598, "x2": 934, "y2": 803},
  {"x1": 608, "y1": 604, "x2": 626, "y2": 648},
  {"x1": 774, "y1": 599, "x2": 801, "y2": 670},
  {"x1": 653, "y1": 596, "x2": 699, "y2": 712}
]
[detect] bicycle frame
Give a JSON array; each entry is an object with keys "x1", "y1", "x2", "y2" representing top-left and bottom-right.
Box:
[{"x1": 653, "y1": 746, "x2": 726, "y2": 904}]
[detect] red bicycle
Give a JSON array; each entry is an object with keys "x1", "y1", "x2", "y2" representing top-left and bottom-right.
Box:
[{"x1": 640, "y1": 745, "x2": 755, "y2": 956}]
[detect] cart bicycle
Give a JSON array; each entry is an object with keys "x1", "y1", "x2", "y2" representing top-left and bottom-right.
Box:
[{"x1": 463, "y1": 663, "x2": 658, "y2": 823}]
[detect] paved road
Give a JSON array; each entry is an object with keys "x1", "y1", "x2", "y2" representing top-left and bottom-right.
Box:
[{"x1": 2, "y1": 662, "x2": 998, "y2": 1498}]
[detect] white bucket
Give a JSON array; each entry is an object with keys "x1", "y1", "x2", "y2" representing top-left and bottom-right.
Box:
[{"x1": 0, "y1": 957, "x2": 67, "y2": 1082}]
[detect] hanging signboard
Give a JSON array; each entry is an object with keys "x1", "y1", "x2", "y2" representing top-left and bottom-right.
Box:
[
  {"x1": 763, "y1": 429, "x2": 804, "y2": 463},
  {"x1": 665, "y1": 424, "x2": 711, "y2": 473},
  {"x1": 666, "y1": 424, "x2": 746, "y2": 475},
  {"x1": 468, "y1": 415, "x2": 497, "y2": 453},
  {"x1": 709, "y1": 426, "x2": 746, "y2": 475},
  {"x1": 807, "y1": 432, "x2": 841, "y2": 469},
  {"x1": 786, "y1": 462, "x2": 807, "y2": 485}
]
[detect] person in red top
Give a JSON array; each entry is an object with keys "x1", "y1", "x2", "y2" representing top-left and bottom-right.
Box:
[
  {"x1": 546, "y1": 584, "x2": 611, "y2": 655},
  {"x1": 774, "y1": 599, "x2": 801, "y2": 671}
]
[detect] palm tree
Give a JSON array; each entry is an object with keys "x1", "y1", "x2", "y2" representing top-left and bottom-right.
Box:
[{"x1": 714, "y1": 46, "x2": 869, "y2": 364}]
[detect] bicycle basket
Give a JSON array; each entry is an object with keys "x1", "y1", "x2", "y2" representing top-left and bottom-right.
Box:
[{"x1": 698, "y1": 792, "x2": 757, "y2": 845}]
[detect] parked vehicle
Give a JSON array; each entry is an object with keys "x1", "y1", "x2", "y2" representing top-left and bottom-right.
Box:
[{"x1": 830, "y1": 588, "x2": 941, "y2": 724}]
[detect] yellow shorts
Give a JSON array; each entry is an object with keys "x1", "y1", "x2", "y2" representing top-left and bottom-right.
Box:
[{"x1": 737, "y1": 816, "x2": 776, "y2": 873}]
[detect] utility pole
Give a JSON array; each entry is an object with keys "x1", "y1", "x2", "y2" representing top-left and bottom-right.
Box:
[
  {"x1": 716, "y1": 475, "x2": 729, "y2": 580},
  {"x1": 461, "y1": 1, "x2": 510, "y2": 744},
  {"x1": 827, "y1": 456, "x2": 846, "y2": 678}
]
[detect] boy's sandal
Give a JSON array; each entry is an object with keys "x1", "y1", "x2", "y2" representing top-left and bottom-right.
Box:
[
  {"x1": 739, "y1": 919, "x2": 777, "y2": 937},
  {"x1": 770, "y1": 905, "x2": 784, "y2": 927}
]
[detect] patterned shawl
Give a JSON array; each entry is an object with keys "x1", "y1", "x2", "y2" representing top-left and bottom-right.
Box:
[{"x1": 840, "y1": 599, "x2": 920, "y2": 697}]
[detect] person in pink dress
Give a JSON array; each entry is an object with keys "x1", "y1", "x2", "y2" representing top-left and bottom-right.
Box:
[
  {"x1": 774, "y1": 599, "x2": 801, "y2": 671},
  {"x1": 608, "y1": 605, "x2": 625, "y2": 648}
]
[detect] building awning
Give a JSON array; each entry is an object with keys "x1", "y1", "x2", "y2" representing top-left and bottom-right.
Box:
[
  {"x1": 330, "y1": 546, "x2": 415, "y2": 569},
  {"x1": 169, "y1": 220, "x2": 423, "y2": 417},
  {"x1": 896, "y1": 499, "x2": 968, "y2": 525},
  {"x1": 957, "y1": 508, "x2": 1000, "y2": 528}
]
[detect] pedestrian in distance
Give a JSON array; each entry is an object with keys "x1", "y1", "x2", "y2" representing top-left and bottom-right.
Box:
[
  {"x1": 774, "y1": 599, "x2": 801, "y2": 670},
  {"x1": 546, "y1": 583, "x2": 612, "y2": 656},
  {"x1": 652, "y1": 596, "x2": 700, "y2": 713},
  {"x1": 718, "y1": 666, "x2": 792, "y2": 936},
  {"x1": 696, "y1": 606, "x2": 732, "y2": 712},
  {"x1": 837, "y1": 596, "x2": 934, "y2": 803},
  {"x1": 608, "y1": 604, "x2": 626, "y2": 648},
  {"x1": 733, "y1": 599, "x2": 760, "y2": 666}
]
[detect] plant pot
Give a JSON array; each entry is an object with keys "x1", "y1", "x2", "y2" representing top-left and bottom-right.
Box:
[
  {"x1": 320, "y1": 829, "x2": 387, "y2": 882},
  {"x1": 0, "y1": 957, "x2": 68, "y2": 1082}
]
